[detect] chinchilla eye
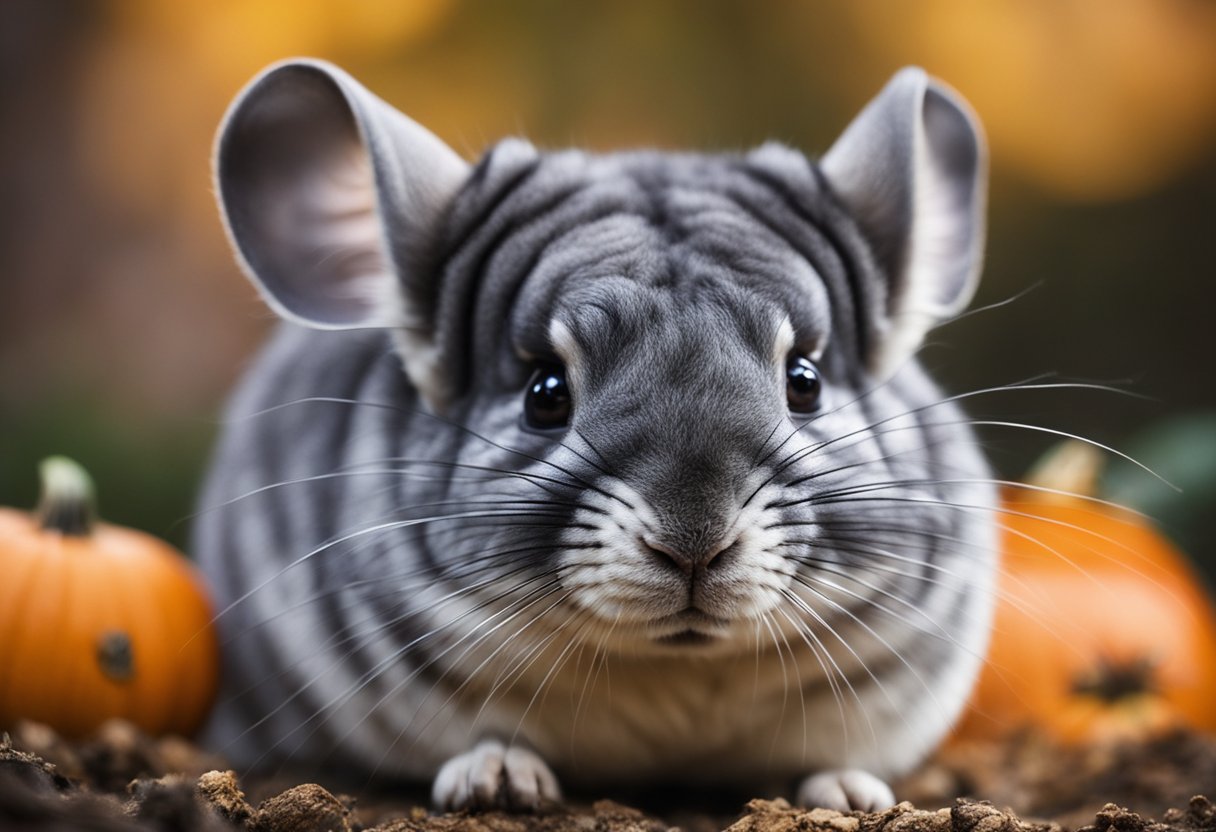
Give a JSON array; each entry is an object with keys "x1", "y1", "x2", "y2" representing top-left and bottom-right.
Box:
[
  {"x1": 524, "y1": 364, "x2": 572, "y2": 430},
  {"x1": 786, "y1": 354, "x2": 822, "y2": 413}
]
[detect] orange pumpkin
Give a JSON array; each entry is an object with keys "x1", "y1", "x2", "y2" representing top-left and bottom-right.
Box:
[
  {"x1": 953, "y1": 442, "x2": 1216, "y2": 744},
  {"x1": 0, "y1": 457, "x2": 219, "y2": 738}
]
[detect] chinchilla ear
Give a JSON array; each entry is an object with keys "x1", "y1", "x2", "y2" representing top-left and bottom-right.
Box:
[
  {"x1": 820, "y1": 67, "x2": 987, "y2": 380},
  {"x1": 215, "y1": 58, "x2": 469, "y2": 405}
]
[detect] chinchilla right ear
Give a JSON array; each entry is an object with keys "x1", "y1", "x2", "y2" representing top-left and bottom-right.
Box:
[
  {"x1": 820, "y1": 67, "x2": 987, "y2": 381},
  {"x1": 214, "y1": 58, "x2": 469, "y2": 409}
]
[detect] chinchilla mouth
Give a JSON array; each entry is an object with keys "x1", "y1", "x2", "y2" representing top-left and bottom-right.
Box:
[
  {"x1": 651, "y1": 609, "x2": 732, "y2": 645},
  {"x1": 654, "y1": 629, "x2": 720, "y2": 647}
]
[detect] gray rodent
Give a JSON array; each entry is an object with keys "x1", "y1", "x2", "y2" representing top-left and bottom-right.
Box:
[{"x1": 195, "y1": 59, "x2": 997, "y2": 813}]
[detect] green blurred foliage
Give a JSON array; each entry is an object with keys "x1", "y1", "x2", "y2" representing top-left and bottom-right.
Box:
[
  {"x1": 1105, "y1": 413, "x2": 1216, "y2": 567},
  {"x1": 0, "y1": 399, "x2": 214, "y2": 553}
]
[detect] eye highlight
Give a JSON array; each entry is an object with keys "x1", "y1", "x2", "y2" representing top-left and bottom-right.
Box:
[
  {"x1": 786, "y1": 354, "x2": 822, "y2": 413},
  {"x1": 524, "y1": 364, "x2": 572, "y2": 430}
]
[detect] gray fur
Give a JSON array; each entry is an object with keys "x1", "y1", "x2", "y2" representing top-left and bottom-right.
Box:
[{"x1": 196, "y1": 61, "x2": 997, "y2": 805}]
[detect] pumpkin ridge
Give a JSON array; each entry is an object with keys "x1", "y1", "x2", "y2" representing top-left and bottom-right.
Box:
[
  {"x1": 96, "y1": 537, "x2": 140, "y2": 727},
  {"x1": 59, "y1": 543, "x2": 97, "y2": 736},
  {"x1": 0, "y1": 530, "x2": 58, "y2": 719},
  {"x1": 141, "y1": 554, "x2": 178, "y2": 729},
  {"x1": 161, "y1": 557, "x2": 218, "y2": 736},
  {"x1": 0, "y1": 519, "x2": 41, "y2": 716}
]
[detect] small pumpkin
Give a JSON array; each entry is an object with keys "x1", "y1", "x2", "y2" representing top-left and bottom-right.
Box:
[
  {"x1": 953, "y1": 441, "x2": 1216, "y2": 744},
  {"x1": 0, "y1": 457, "x2": 219, "y2": 737}
]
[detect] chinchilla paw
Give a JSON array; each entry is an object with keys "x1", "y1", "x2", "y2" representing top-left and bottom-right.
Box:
[
  {"x1": 797, "y1": 768, "x2": 896, "y2": 812},
  {"x1": 432, "y1": 739, "x2": 562, "y2": 812}
]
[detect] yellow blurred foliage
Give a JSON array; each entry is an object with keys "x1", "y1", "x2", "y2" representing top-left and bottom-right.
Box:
[
  {"x1": 74, "y1": 0, "x2": 1216, "y2": 215},
  {"x1": 107, "y1": 0, "x2": 454, "y2": 82},
  {"x1": 848, "y1": 0, "x2": 1216, "y2": 200},
  {"x1": 78, "y1": 0, "x2": 455, "y2": 223}
]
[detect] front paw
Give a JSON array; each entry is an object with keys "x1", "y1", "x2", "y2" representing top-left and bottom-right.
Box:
[
  {"x1": 431, "y1": 739, "x2": 562, "y2": 812},
  {"x1": 797, "y1": 769, "x2": 895, "y2": 812}
]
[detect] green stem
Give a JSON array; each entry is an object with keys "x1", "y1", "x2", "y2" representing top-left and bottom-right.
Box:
[{"x1": 36, "y1": 456, "x2": 97, "y2": 537}]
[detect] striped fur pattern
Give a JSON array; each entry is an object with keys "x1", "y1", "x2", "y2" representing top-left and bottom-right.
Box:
[{"x1": 196, "y1": 61, "x2": 997, "y2": 807}]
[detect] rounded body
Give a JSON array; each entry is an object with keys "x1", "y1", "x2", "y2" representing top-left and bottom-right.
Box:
[{"x1": 199, "y1": 61, "x2": 998, "y2": 802}]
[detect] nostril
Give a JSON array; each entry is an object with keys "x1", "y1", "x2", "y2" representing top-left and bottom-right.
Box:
[
  {"x1": 641, "y1": 535, "x2": 738, "y2": 574},
  {"x1": 642, "y1": 538, "x2": 692, "y2": 575},
  {"x1": 708, "y1": 538, "x2": 738, "y2": 569}
]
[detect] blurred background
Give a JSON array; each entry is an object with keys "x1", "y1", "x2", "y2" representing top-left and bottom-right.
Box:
[{"x1": 2, "y1": 0, "x2": 1214, "y2": 573}]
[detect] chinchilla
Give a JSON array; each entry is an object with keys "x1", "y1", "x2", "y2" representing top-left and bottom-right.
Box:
[{"x1": 195, "y1": 59, "x2": 996, "y2": 812}]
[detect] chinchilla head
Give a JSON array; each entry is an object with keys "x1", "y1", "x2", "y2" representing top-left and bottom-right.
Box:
[{"x1": 214, "y1": 60, "x2": 990, "y2": 660}]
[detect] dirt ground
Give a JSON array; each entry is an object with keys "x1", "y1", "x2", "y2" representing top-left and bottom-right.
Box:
[{"x1": 2, "y1": 720, "x2": 1215, "y2": 832}]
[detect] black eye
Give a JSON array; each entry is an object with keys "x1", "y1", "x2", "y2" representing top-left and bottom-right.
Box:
[
  {"x1": 786, "y1": 355, "x2": 822, "y2": 413},
  {"x1": 524, "y1": 365, "x2": 572, "y2": 430}
]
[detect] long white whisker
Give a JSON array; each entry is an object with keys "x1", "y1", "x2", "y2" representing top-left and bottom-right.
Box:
[{"x1": 208, "y1": 508, "x2": 570, "y2": 627}]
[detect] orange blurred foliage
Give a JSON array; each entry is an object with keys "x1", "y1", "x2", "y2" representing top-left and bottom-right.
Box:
[
  {"x1": 73, "y1": 0, "x2": 1216, "y2": 242},
  {"x1": 847, "y1": 0, "x2": 1216, "y2": 200}
]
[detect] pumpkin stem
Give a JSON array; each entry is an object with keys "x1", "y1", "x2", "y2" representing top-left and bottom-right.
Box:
[
  {"x1": 1025, "y1": 440, "x2": 1104, "y2": 501},
  {"x1": 37, "y1": 456, "x2": 97, "y2": 536}
]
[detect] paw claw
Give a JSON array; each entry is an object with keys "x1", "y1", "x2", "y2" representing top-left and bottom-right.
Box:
[
  {"x1": 797, "y1": 769, "x2": 895, "y2": 812},
  {"x1": 432, "y1": 740, "x2": 562, "y2": 812}
]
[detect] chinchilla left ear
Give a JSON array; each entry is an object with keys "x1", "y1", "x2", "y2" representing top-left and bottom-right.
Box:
[
  {"x1": 820, "y1": 67, "x2": 987, "y2": 380},
  {"x1": 214, "y1": 58, "x2": 469, "y2": 408}
]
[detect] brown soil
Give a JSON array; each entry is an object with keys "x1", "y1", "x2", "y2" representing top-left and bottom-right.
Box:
[{"x1": 2, "y1": 720, "x2": 1214, "y2": 832}]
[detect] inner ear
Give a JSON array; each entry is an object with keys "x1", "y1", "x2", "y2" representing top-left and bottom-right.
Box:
[
  {"x1": 911, "y1": 84, "x2": 986, "y2": 314},
  {"x1": 820, "y1": 67, "x2": 987, "y2": 379},
  {"x1": 218, "y1": 67, "x2": 390, "y2": 328}
]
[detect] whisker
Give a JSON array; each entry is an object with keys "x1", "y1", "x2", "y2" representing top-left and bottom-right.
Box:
[
  {"x1": 369, "y1": 587, "x2": 577, "y2": 775},
  {"x1": 231, "y1": 531, "x2": 585, "y2": 679},
  {"x1": 778, "y1": 588, "x2": 879, "y2": 749},
  {"x1": 788, "y1": 574, "x2": 946, "y2": 732},
  {"x1": 207, "y1": 508, "x2": 579, "y2": 627},
  {"x1": 229, "y1": 562, "x2": 568, "y2": 756},
  {"x1": 963, "y1": 420, "x2": 1176, "y2": 491},
  {"x1": 783, "y1": 551, "x2": 981, "y2": 654},
  {"x1": 930, "y1": 280, "x2": 1043, "y2": 329},
  {"x1": 231, "y1": 395, "x2": 633, "y2": 508},
  {"x1": 767, "y1": 380, "x2": 1151, "y2": 488},
  {"x1": 259, "y1": 576, "x2": 571, "y2": 772},
  {"x1": 504, "y1": 610, "x2": 601, "y2": 747},
  {"x1": 181, "y1": 464, "x2": 532, "y2": 525},
  {"x1": 771, "y1": 475, "x2": 1148, "y2": 520},
  {"x1": 573, "y1": 613, "x2": 618, "y2": 746},
  {"x1": 761, "y1": 609, "x2": 804, "y2": 763},
  {"x1": 769, "y1": 603, "x2": 850, "y2": 753},
  {"x1": 771, "y1": 493, "x2": 1171, "y2": 580}
]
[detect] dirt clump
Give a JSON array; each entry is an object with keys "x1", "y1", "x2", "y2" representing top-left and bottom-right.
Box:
[
  {"x1": 3, "y1": 720, "x2": 1216, "y2": 832},
  {"x1": 899, "y1": 731, "x2": 1216, "y2": 828},
  {"x1": 198, "y1": 769, "x2": 256, "y2": 826},
  {"x1": 251, "y1": 782, "x2": 357, "y2": 832},
  {"x1": 1076, "y1": 799, "x2": 1216, "y2": 832},
  {"x1": 724, "y1": 798, "x2": 1058, "y2": 832}
]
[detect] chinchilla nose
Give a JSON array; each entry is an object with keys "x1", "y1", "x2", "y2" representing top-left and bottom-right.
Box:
[
  {"x1": 631, "y1": 446, "x2": 747, "y2": 574},
  {"x1": 641, "y1": 533, "x2": 738, "y2": 575}
]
